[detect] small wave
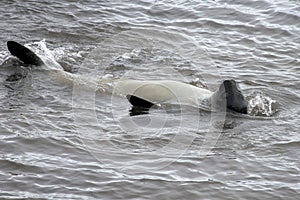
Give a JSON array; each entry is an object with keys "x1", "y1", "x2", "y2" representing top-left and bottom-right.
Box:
[
  {"x1": 23, "y1": 40, "x2": 87, "y2": 73},
  {"x1": 0, "y1": 50, "x2": 11, "y2": 65},
  {"x1": 25, "y1": 39, "x2": 63, "y2": 70},
  {"x1": 246, "y1": 91, "x2": 279, "y2": 117}
]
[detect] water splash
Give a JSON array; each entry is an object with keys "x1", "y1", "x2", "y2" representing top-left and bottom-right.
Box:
[
  {"x1": 25, "y1": 39, "x2": 63, "y2": 70},
  {"x1": 247, "y1": 92, "x2": 279, "y2": 117},
  {"x1": 27, "y1": 40, "x2": 88, "y2": 73}
]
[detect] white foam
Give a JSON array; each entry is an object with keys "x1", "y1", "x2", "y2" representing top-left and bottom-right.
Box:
[
  {"x1": 26, "y1": 39, "x2": 63, "y2": 70},
  {"x1": 247, "y1": 92, "x2": 278, "y2": 117}
]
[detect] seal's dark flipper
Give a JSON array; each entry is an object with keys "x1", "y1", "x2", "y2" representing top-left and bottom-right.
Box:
[
  {"x1": 7, "y1": 41, "x2": 44, "y2": 66},
  {"x1": 126, "y1": 95, "x2": 155, "y2": 108},
  {"x1": 126, "y1": 95, "x2": 155, "y2": 116}
]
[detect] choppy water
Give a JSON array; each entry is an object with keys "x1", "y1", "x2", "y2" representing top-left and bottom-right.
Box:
[{"x1": 0, "y1": 0, "x2": 299, "y2": 199}]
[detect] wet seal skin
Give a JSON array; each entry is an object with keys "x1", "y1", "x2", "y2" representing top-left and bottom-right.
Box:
[{"x1": 6, "y1": 41, "x2": 248, "y2": 115}]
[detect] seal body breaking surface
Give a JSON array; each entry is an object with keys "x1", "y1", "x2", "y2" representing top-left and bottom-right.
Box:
[
  {"x1": 114, "y1": 79, "x2": 212, "y2": 106},
  {"x1": 6, "y1": 41, "x2": 248, "y2": 114}
]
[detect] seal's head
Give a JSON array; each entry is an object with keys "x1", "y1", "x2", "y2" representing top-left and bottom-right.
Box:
[
  {"x1": 212, "y1": 80, "x2": 248, "y2": 114},
  {"x1": 223, "y1": 80, "x2": 248, "y2": 114}
]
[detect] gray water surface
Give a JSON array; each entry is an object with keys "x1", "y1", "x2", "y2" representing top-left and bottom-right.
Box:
[{"x1": 0, "y1": 0, "x2": 299, "y2": 199}]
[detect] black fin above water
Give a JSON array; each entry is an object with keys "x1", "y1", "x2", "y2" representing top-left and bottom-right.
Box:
[
  {"x1": 126, "y1": 95, "x2": 155, "y2": 108},
  {"x1": 7, "y1": 41, "x2": 44, "y2": 66},
  {"x1": 126, "y1": 95, "x2": 157, "y2": 116}
]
